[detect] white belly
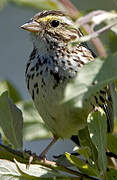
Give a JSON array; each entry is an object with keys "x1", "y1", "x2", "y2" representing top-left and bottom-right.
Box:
[
  {"x1": 28, "y1": 71, "x2": 89, "y2": 138},
  {"x1": 26, "y1": 45, "x2": 94, "y2": 138}
]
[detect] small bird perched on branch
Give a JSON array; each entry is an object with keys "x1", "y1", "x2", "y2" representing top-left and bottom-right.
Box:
[{"x1": 21, "y1": 10, "x2": 113, "y2": 160}]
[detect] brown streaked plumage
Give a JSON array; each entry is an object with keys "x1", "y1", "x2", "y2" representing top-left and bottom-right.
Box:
[
  {"x1": 33, "y1": 10, "x2": 66, "y2": 19},
  {"x1": 21, "y1": 10, "x2": 113, "y2": 159}
]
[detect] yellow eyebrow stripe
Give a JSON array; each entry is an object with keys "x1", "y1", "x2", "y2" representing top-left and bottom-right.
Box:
[
  {"x1": 36, "y1": 15, "x2": 73, "y2": 26},
  {"x1": 39, "y1": 16, "x2": 60, "y2": 22}
]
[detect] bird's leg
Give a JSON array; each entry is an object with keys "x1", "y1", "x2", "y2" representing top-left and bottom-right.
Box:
[
  {"x1": 26, "y1": 137, "x2": 58, "y2": 167},
  {"x1": 39, "y1": 136, "x2": 58, "y2": 162}
]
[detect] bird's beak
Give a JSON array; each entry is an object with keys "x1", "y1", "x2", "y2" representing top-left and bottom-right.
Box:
[{"x1": 21, "y1": 20, "x2": 40, "y2": 32}]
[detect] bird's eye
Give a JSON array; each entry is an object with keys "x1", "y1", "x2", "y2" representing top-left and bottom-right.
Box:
[{"x1": 51, "y1": 20, "x2": 59, "y2": 27}]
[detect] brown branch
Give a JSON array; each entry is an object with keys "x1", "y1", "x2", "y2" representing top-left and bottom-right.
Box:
[
  {"x1": 59, "y1": 0, "x2": 107, "y2": 57},
  {"x1": 59, "y1": 0, "x2": 79, "y2": 17}
]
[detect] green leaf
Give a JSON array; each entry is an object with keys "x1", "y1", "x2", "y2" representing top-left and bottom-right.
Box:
[
  {"x1": 107, "y1": 168, "x2": 117, "y2": 180},
  {"x1": 0, "y1": 158, "x2": 71, "y2": 180},
  {"x1": 54, "y1": 154, "x2": 74, "y2": 167},
  {"x1": 106, "y1": 17, "x2": 117, "y2": 34},
  {"x1": 0, "y1": 144, "x2": 88, "y2": 179},
  {"x1": 64, "y1": 54, "x2": 117, "y2": 108},
  {"x1": 0, "y1": 91, "x2": 23, "y2": 150},
  {"x1": 17, "y1": 101, "x2": 52, "y2": 141},
  {"x1": 109, "y1": 83, "x2": 117, "y2": 130},
  {"x1": 109, "y1": 31, "x2": 117, "y2": 54},
  {"x1": 0, "y1": 80, "x2": 22, "y2": 103},
  {"x1": 14, "y1": 159, "x2": 58, "y2": 179},
  {"x1": 0, "y1": 144, "x2": 34, "y2": 164},
  {"x1": 88, "y1": 110, "x2": 107, "y2": 174},
  {"x1": 10, "y1": 0, "x2": 64, "y2": 10},
  {"x1": 65, "y1": 152, "x2": 100, "y2": 177},
  {"x1": 90, "y1": 10, "x2": 117, "y2": 34},
  {"x1": 78, "y1": 127, "x2": 98, "y2": 167},
  {"x1": 77, "y1": 147, "x2": 91, "y2": 163},
  {"x1": 107, "y1": 133, "x2": 117, "y2": 155}
]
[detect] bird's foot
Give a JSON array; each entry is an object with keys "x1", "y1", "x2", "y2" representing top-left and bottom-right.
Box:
[
  {"x1": 39, "y1": 154, "x2": 46, "y2": 163},
  {"x1": 26, "y1": 153, "x2": 36, "y2": 169},
  {"x1": 39, "y1": 154, "x2": 56, "y2": 165}
]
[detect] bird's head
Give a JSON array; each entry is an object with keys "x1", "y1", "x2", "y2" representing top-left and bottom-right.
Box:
[{"x1": 21, "y1": 10, "x2": 81, "y2": 45}]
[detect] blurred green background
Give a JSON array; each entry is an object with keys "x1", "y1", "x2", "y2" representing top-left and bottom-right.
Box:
[{"x1": 0, "y1": 0, "x2": 117, "y2": 159}]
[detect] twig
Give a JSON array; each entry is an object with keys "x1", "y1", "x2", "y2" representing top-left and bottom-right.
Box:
[
  {"x1": 0, "y1": 144, "x2": 100, "y2": 180},
  {"x1": 77, "y1": 10, "x2": 106, "y2": 26},
  {"x1": 59, "y1": 0, "x2": 107, "y2": 57},
  {"x1": 14, "y1": 158, "x2": 81, "y2": 180},
  {"x1": 56, "y1": 165, "x2": 100, "y2": 180},
  {"x1": 72, "y1": 21, "x2": 117, "y2": 44},
  {"x1": 82, "y1": 24, "x2": 107, "y2": 57},
  {"x1": 35, "y1": 160, "x2": 100, "y2": 180}
]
